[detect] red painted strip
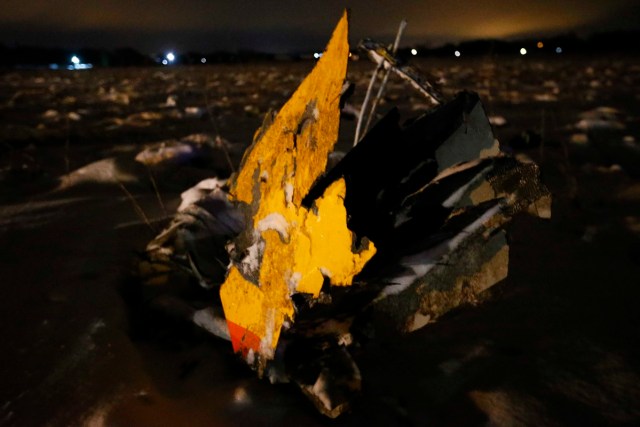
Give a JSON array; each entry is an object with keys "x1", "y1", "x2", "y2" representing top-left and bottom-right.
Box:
[{"x1": 226, "y1": 320, "x2": 262, "y2": 357}]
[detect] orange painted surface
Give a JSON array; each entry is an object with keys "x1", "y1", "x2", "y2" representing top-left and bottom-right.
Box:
[
  {"x1": 227, "y1": 321, "x2": 262, "y2": 356},
  {"x1": 219, "y1": 11, "x2": 376, "y2": 364}
]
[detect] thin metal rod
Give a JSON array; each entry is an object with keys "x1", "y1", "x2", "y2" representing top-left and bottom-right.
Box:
[
  {"x1": 363, "y1": 19, "x2": 407, "y2": 135},
  {"x1": 354, "y1": 64, "x2": 381, "y2": 146}
]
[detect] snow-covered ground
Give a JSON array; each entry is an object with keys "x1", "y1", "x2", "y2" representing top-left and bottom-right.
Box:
[{"x1": 1, "y1": 56, "x2": 640, "y2": 426}]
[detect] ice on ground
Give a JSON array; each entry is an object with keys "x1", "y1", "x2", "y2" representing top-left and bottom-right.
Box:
[
  {"x1": 67, "y1": 112, "x2": 81, "y2": 121},
  {"x1": 489, "y1": 115, "x2": 507, "y2": 127},
  {"x1": 135, "y1": 141, "x2": 194, "y2": 166},
  {"x1": 59, "y1": 158, "x2": 138, "y2": 188},
  {"x1": 576, "y1": 106, "x2": 626, "y2": 131},
  {"x1": 533, "y1": 93, "x2": 558, "y2": 102},
  {"x1": 570, "y1": 133, "x2": 589, "y2": 145},
  {"x1": 164, "y1": 95, "x2": 177, "y2": 107},
  {"x1": 178, "y1": 178, "x2": 227, "y2": 212},
  {"x1": 184, "y1": 107, "x2": 205, "y2": 118},
  {"x1": 42, "y1": 109, "x2": 59, "y2": 120}
]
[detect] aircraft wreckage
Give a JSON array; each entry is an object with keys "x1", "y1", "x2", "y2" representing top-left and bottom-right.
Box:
[{"x1": 138, "y1": 11, "x2": 551, "y2": 418}]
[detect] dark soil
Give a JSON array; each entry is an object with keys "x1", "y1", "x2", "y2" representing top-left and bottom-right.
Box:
[{"x1": 1, "y1": 55, "x2": 640, "y2": 426}]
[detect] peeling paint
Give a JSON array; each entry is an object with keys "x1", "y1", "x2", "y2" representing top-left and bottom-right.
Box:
[{"x1": 219, "y1": 12, "x2": 376, "y2": 365}]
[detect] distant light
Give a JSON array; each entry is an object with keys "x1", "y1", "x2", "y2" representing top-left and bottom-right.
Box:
[
  {"x1": 411, "y1": 48, "x2": 418, "y2": 56},
  {"x1": 162, "y1": 59, "x2": 168, "y2": 65},
  {"x1": 454, "y1": 50, "x2": 461, "y2": 57},
  {"x1": 68, "y1": 56, "x2": 93, "y2": 70},
  {"x1": 537, "y1": 41, "x2": 544, "y2": 49},
  {"x1": 201, "y1": 57, "x2": 207, "y2": 64},
  {"x1": 166, "y1": 52, "x2": 175, "y2": 62},
  {"x1": 520, "y1": 48, "x2": 527, "y2": 56},
  {"x1": 313, "y1": 52, "x2": 323, "y2": 59},
  {"x1": 555, "y1": 47, "x2": 563, "y2": 54}
]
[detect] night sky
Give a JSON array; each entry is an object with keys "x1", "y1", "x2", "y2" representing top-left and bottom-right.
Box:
[{"x1": 2, "y1": 0, "x2": 639, "y2": 53}]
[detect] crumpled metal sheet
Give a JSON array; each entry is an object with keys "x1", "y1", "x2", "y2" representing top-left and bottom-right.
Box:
[
  {"x1": 217, "y1": 10, "x2": 376, "y2": 371},
  {"x1": 137, "y1": 11, "x2": 551, "y2": 419}
]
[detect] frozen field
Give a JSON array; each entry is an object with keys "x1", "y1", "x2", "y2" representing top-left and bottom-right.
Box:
[{"x1": 1, "y1": 55, "x2": 640, "y2": 426}]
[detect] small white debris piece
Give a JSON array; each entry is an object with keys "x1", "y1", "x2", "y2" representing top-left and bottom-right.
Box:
[
  {"x1": 623, "y1": 135, "x2": 636, "y2": 147},
  {"x1": 311, "y1": 374, "x2": 332, "y2": 413},
  {"x1": 131, "y1": 111, "x2": 163, "y2": 121},
  {"x1": 243, "y1": 105, "x2": 259, "y2": 115},
  {"x1": 337, "y1": 333, "x2": 353, "y2": 346},
  {"x1": 533, "y1": 93, "x2": 558, "y2": 102},
  {"x1": 178, "y1": 178, "x2": 227, "y2": 212},
  {"x1": 576, "y1": 106, "x2": 625, "y2": 131},
  {"x1": 135, "y1": 142, "x2": 194, "y2": 166},
  {"x1": 42, "y1": 109, "x2": 59, "y2": 120},
  {"x1": 59, "y1": 158, "x2": 137, "y2": 188},
  {"x1": 238, "y1": 240, "x2": 265, "y2": 277},
  {"x1": 102, "y1": 88, "x2": 130, "y2": 105},
  {"x1": 182, "y1": 133, "x2": 215, "y2": 145},
  {"x1": 341, "y1": 103, "x2": 360, "y2": 119},
  {"x1": 410, "y1": 312, "x2": 431, "y2": 331},
  {"x1": 576, "y1": 119, "x2": 625, "y2": 131},
  {"x1": 184, "y1": 106, "x2": 205, "y2": 118},
  {"x1": 488, "y1": 115, "x2": 507, "y2": 127},
  {"x1": 284, "y1": 182, "x2": 294, "y2": 205},
  {"x1": 319, "y1": 267, "x2": 333, "y2": 279},
  {"x1": 192, "y1": 308, "x2": 230, "y2": 340},
  {"x1": 411, "y1": 103, "x2": 432, "y2": 112},
  {"x1": 67, "y1": 112, "x2": 81, "y2": 121},
  {"x1": 287, "y1": 272, "x2": 302, "y2": 294},
  {"x1": 256, "y1": 213, "x2": 289, "y2": 239},
  {"x1": 164, "y1": 95, "x2": 177, "y2": 107},
  {"x1": 570, "y1": 133, "x2": 589, "y2": 145},
  {"x1": 233, "y1": 386, "x2": 251, "y2": 405}
]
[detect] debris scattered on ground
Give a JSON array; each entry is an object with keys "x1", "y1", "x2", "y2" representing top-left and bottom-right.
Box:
[{"x1": 138, "y1": 11, "x2": 550, "y2": 418}]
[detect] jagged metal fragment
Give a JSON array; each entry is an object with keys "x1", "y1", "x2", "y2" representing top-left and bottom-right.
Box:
[
  {"x1": 359, "y1": 39, "x2": 444, "y2": 106},
  {"x1": 137, "y1": 14, "x2": 551, "y2": 420},
  {"x1": 219, "y1": 11, "x2": 375, "y2": 370}
]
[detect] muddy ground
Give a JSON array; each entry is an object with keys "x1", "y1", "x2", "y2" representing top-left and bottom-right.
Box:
[{"x1": 1, "y1": 55, "x2": 640, "y2": 426}]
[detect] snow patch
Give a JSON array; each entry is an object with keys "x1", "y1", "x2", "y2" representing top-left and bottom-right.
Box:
[
  {"x1": 258, "y1": 308, "x2": 277, "y2": 360},
  {"x1": 488, "y1": 115, "x2": 507, "y2": 127},
  {"x1": 178, "y1": 178, "x2": 226, "y2": 212},
  {"x1": 239, "y1": 240, "x2": 265, "y2": 276},
  {"x1": 319, "y1": 267, "x2": 332, "y2": 279},
  {"x1": 257, "y1": 212, "x2": 289, "y2": 239},
  {"x1": 246, "y1": 350, "x2": 255, "y2": 366},
  {"x1": 233, "y1": 386, "x2": 251, "y2": 405},
  {"x1": 284, "y1": 182, "x2": 294, "y2": 206},
  {"x1": 311, "y1": 374, "x2": 332, "y2": 411},
  {"x1": 60, "y1": 157, "x2": 137, "y2": 188},
  {"x1": 288, "y1": 272, "x2": 302, "y2": 294},
  {"x1": 135, "y1": 142, "x2": 194, "y2": 166},
  {"x1": 192, "y1": 308, "x2": 230, "y2": 340}
]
